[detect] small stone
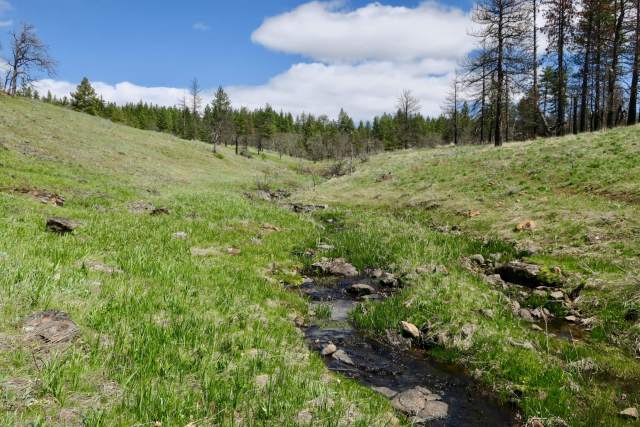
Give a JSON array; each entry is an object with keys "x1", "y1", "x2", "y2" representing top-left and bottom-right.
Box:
[
  {"x1": 531, "y1": 324, "x2": 544, "y2": 332},
  {"x1": 320, "y1": 343, "x2": 337, "y2": 356},
  {"x1": 172, "y1": 231, "x2": 188, "y2": 240},
  {"x1": 296, "y1": 410, "x2": 313, "y2": 424},
  {"x1": 332, "y1": 349, "x2": 354, "y2": 365},
  {"x1": 226, "y1": 247, "x2": 241, "y2": 256},
  {"x1": 150, "y1": 207, "x2": 170, "y2": 216},
  {"x1": 533, "y1": 290, "x2": 548, "y2": 297},
  {"x1": 519, "y1": 308, "x2": 535, "y2": 322},
  {"x1": 470, "y1": 254, "x2": 485, "y2": 265},
  {"x1": 620, "y1": 407, "x2": 639, "y2": 419},
  {"x1": 485, "y1": 274, "x2": 506, "y2": 286},
  {"x1": 550, "y1": 291, "x2": 564, "y2": 300},
  {"x1": 400, "y1": 321, "x2": 421, "y2": 339},
  {"x1": 515, "y1": 220, "x2": 537, "y2": 232},
  {"x1": 369, "y1": 268, "x2": 384, "y2": 278},
  {"x1": 419, "y1": 401, "x2": 449, "y2": 422},
  {"x1": 23, "y1": 311, "x2": 79, "y2": 346},
  {"x1": 528, "y1": 418, "x2": 545, "y2": 427},
  {"x1": 372, "y1": 386, "x2": 398, "y2": 399},
  {"x1": 346, "y1": 284, "x2": 375, "y2": 297},
  {"x1": 312, "y1": 258, "x2": 358, "y2": 277},
  {"x1": 565, "y1": 315, "x2": 578, "y2": 323},
  {"x1": 391, "y1": 387, "x2": 447, "y2": 421},
  {"x1": 46, "y1": 217, "x2": 79, "y2": 234},
  {"x1": 379, "y1": 272, "x2": 399, "y2": 287}
]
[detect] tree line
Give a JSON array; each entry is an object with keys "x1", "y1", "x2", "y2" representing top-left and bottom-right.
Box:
[
  {"x1": 448, "y1": 0, "x2": 640, "y2": 146},
  {"x1": 18, "y1": 76, "x2": 456, "y2": 161}
]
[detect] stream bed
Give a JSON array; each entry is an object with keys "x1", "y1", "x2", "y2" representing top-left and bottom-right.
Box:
[{"x1": 290, "y1": 274, "x2": 517, "y2": 426}]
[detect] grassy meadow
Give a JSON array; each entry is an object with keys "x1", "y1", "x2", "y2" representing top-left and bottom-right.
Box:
[
  {"x1": 2, "y1": 95, "x2": 640, "y2": 426},
  {"x1": 0, "y1": 97, "x2": 397, "y2": 426},
  {"x1": 300, "y1": 128, "x2": 640, "y2": 425}
]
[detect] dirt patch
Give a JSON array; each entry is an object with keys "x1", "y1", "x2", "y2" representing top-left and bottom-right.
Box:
[
  {"x1": 13, "y1": 187, "x2": 65, "y2": 206},
  {"x1": 80, "y1": 260, "x2": 123, "y2": 275},
  {"x1": 23, "y1": 311, "x2": 80, "y2": 353}
]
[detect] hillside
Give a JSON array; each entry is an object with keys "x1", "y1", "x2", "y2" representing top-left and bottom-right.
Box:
[
  {"x1": 0, "y1": 97, "x2": 395, "y2": 426},
  {"x1": 1, "y1": 96, "x2": 640, "y2": 426},
  {"x1": 299, "y1": 127, "x2": 640, "y2": 425}
]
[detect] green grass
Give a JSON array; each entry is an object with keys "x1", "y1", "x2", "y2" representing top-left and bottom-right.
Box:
[
  {"x1": 300, "y1": 129, "x2": 640, "y2": 425},
  {"x1": 2, "y1": 95, "x2": 640, "y2": 426},
  {"x1": 0, "y1": 97, "x2": 399, "y2": 426}
]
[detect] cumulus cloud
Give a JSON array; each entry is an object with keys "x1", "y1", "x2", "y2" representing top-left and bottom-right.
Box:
[
  {"x1": 252, "y1": 1, "x2": 474, "y2": 63},
  {"x1": 33, "y1": 79, "x2": 192, "y2": 107},
  {"x1": 228, "y1": 60, "x2": 454, "y2": 119},
  {"x1": 192, "y1": 22, "x2": 210, "y2": 31},
  {"x1": 35, "y1": 1, "x2": 476, "y2": 120}
]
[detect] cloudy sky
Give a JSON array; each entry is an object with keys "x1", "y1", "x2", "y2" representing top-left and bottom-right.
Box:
[{"x1": 2, "y1": 0, "x2": 477, "y2": 120}]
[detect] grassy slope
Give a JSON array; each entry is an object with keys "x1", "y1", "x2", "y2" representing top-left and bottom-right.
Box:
[
  {"x1": 299, "y1": 130, "x2": 640, "y2": 425},
  {"x1": 0, "y1": 97, "x2": 398, "y2": 426}
]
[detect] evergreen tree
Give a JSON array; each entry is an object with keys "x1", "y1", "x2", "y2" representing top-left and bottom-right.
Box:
[{"x1": 71, "y1": 77, "x2": 101, "y2": 115}]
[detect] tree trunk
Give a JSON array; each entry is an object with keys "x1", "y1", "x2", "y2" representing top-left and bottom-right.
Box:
[
  {"x1": 556, "y1": 7, "x2": 566, "y2": 136},
  {"x1": 480, "y1": 65, "x2": 486, "y2": 144},
  {"x1": 593, "y1": 31, "x2": 602, "y2": 131},
  {"x1": 572, "y1": 95, "x2": 578, "y2": 134},
  {"x1": 629, "y1": 0, "x2": 640, "y2": 125},
  {"x1": 495, "y1": 1, "x2": 504, "y2": 147},
  {"x1": 580, "y1": 14, "x2": 593, "y2": 132},
  {"x1": 607, "y1": 0, "x2": 625, "y2": 128},
  {"x1": 532, "y1": 0, "x2": 539, "y2": 139}
]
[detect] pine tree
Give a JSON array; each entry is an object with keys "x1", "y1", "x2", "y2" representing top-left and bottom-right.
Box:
[{"x1": 71, "y1": 77, "x2": 101, "y2": 115}]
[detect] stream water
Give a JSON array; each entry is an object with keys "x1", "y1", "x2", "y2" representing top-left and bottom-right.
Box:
[{"x1": 291, "y1": 275, "x2": 517, "y2": 426}]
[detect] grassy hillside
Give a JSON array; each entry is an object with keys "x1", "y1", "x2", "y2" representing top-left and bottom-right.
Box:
[
  {"x1": 2, "y1": 96, "x2": 640, "y2": 426},
  {"x1": 299, "y1": 128, "x2": 640, "y2": 425},
  {"x1": 0, "y1": 97, "x2": 396, "y2": 426}
]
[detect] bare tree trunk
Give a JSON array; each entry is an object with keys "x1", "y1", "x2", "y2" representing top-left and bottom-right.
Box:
[
  {"x1": 532, "y1": 0, "x2": 539, "y2": 138},
  {"x1": 593, "y1": 31, "x2": 602, "y2": 131},
  {"x1": 580, "y1": 14, "x2": 593, "y2": 132},
  {"x1": 480, "y1": 65, "x2": 486, "y2": 144},
  {"x1": 572, "y1": 94, "x2": 578, "y2": 134},
  {"x1": 607, "y1": 0, "x2": 625, "y2": 128},
  {"x1": 556, "y1": 6, "x2": 566, "y2": 136},
  {"x1": 629, "y1": 0, "x2": 640, "y2": 125},
  {"x1": 495, "y1": 1, "x2": 504, "y2": 147}
]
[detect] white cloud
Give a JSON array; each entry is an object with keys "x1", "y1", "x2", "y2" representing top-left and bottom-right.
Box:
[
  {"x1": 192, "y1": 22, "x2": 210, "y2": 31},
  {"x1": 33, "y1": 79, "x2": 192, "y2": 108},
  {"x1": 228, "y1": 60, "x2": 454, "y2": 119},
  {"x1": 0, "y1": 19, "x2": 11, "y2": 27},
  {"x1": 35, "y1": 1, "x2": 476, "y2": 120},
  {"x1": 252, "y1": 1, "x2": 474, "y2": 63}
]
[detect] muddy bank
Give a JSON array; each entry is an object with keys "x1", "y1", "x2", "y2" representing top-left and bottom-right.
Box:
[{"x1": 290, "y1": 273, "x2": 517, "y2": 426}]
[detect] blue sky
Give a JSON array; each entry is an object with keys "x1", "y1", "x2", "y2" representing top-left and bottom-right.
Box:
[{"x1": 1, "y1": 0, "x2": 477, "y2": 119}]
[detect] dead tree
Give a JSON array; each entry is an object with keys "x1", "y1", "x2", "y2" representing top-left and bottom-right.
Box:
[{"x1": 3, "y1": 23, "x2": 56, "y2": 95}]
